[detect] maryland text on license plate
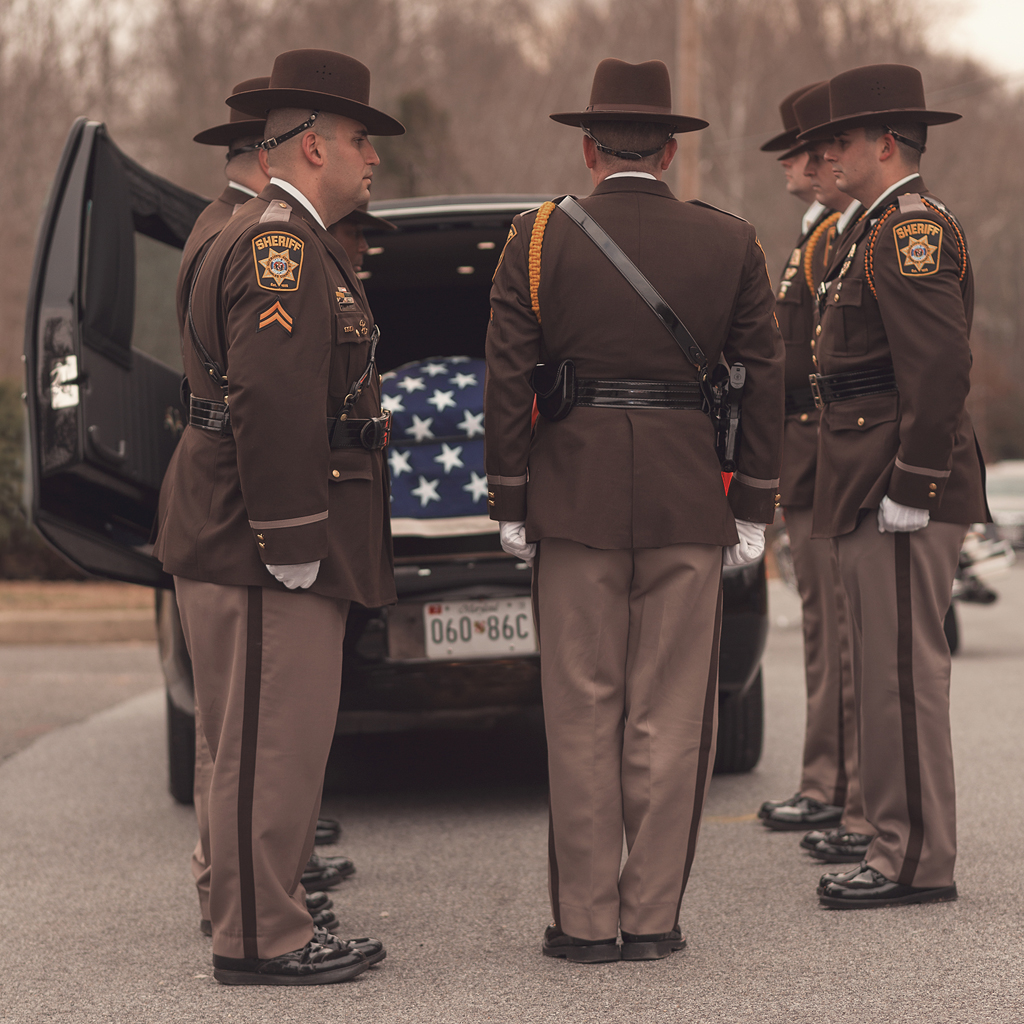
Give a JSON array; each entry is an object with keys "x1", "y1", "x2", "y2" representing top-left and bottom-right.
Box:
[{"x1": 423, "y1": 598, "x2": 537, "y2": 659}]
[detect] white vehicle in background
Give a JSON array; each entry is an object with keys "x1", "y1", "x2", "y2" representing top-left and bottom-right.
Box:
[{"x1": 984, "y1": 459, "x2": 1024, "y2": 548}]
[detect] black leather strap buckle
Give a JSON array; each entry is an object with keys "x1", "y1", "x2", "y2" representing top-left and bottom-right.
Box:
[
  {"x1": 328, "y1": 413, "x2": 391, "y2": 450},
  {"x1": 189, "y1": 394, "x2": 232, "y2": 435},
  {"x1": 359, "y1": 411, "x2": 391, "y2": 450}
]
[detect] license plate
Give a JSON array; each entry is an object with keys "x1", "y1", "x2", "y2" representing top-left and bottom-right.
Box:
[{"x1": 422, "y1": 597, "x2": 536, "y2": 660}]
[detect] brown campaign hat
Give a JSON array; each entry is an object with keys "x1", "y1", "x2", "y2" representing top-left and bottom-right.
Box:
[
  {"x1": 346, "y1": 202, "x2": 397, "y2": 232},
  {"x1": 193, "y1": 78, "x2": 269, "y2": 146},
  {"x1": 227, "y1": 49, "x2": 404, "y2": 136},
  {"x1": 792, "y1": 81, "x2": 832, "y2": 140},
  {"x1": 761, "y1": 83, "x2": 823, "y2": 153},
  {"x1": 550, "y1": 58, "x2": 708, "y2": 133},
  {"x1": 798, "y1": 64, "x2": 960, "y2": 142}
]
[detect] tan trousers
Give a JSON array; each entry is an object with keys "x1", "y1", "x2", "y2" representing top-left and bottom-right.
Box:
[
  {"x1": 192, "y1": 706, "x2": 213, "y2": 921},
  {"x1": 785, "y1": 507, "x2": 869, "y2": 833},
  {"x1": 833, "y1": 516, "x2": 966, "y2": 888},
  {"x1": 175, "y1": 578, "x2": 348, "y2": 960},
  {"x1": 535, "y1": 538, "x2": 723, "y2": 941}
]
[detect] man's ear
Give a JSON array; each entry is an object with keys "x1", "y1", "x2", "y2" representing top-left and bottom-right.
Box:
[
  {"x1": 660, "y1": 137, "x2": 679, "y2": 172},
  {"x1": 257, "y1": 148, "x2": 270, "y2": 177},
  {"x1": 300, "y1": 130, "x2": 325, "y2": 168},
  {"x1": 582, "y1": 135, "x2": 598, "y2": 170}
]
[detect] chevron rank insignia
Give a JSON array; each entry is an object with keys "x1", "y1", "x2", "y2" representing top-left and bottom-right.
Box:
[
  {"x1": 258, "y1": 301, "x2": 293, "y2": 333},
  {"x1": 894, "y1": 220, "x2": 941, "y2": 277},
  {"x1": 253, "y1": 231, "x2": 303, "y2": 291}
]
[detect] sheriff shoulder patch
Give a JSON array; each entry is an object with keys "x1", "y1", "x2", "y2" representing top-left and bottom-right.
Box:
[
  {"x1": 252, "y1": 231, "x2": 304, "y2": 291},
  {"x1": 258, "y1": 301, "x2": 293, "y2": 333},
  {"x1": 894, "y1": 219, "x2": 942, "y2": 277}
]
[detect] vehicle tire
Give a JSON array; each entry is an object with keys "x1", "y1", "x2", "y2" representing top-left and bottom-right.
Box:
[
  {"x1": 944, "y1": 603, "x2": 959, "y2": 656},
  {"x1": 167, "y1": 693, "x2": 196, "y2": 805},
  {"x1": 714, "y1": 670, "x2": 764, "y2": 774}
]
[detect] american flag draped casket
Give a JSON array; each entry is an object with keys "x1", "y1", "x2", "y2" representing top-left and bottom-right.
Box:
[{"x1": 381, "y1": 356, "x2": 497, "y2": 537}]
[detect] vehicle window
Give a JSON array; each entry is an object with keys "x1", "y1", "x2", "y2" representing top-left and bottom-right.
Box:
[{"x1": 133, "y1": 231, "x2": 183, "y2": 371}]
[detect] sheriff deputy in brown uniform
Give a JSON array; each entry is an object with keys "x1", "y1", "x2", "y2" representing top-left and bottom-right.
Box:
[
  {"x1": 154, "y1": 49, "x2": 402, "y2": 984},
  {"x1": 796, "y1": 64, "x2": 988, "y2": 908},
  {"x1": 169, "y1": 76, "x2": 357, "y2": 946},
  {"x1": 759, "y1": 82, "x2": 875, "y2": 866},
  {"x1": 485, "y1": 58, "x2": 785, "y2": 962}
]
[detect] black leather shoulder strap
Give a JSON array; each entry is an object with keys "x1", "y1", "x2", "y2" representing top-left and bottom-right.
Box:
[
  {"x1": 186, "y1": 246, "x2": 229, "y2": 397},
  {"x1": 556, "y1": 195, "x2": 709, "y2": 376}
]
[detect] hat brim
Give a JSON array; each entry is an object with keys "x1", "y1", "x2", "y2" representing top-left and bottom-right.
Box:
[
  {"x1": 776, "y1": 142, "x2": 810, "y2": 161},
  {"x1": 798, "y1": 107, "x2": 961, "y2": 142},
  {"x1": 348, "y1": 208, "x2": 397, "y2": 231},
  {"x1": 193, "y1": 119, "x2": 266, "y2": 147},
  {"x1": 760, "y1": 127, "x2": 800, "y2": 152},
  {"x1": 227, "y1": 88, "x2": 405, "y2": 136},
  {"x1": 549, "y1": 110, "x2": 708, "y2": 133}
]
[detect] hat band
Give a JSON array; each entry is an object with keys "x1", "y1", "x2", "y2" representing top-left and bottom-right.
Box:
[
  {"x1": 586, "y1": 102, "x2": 673, "y2": 114},
  {"x1": 259, "y1": 111, "x2": 319, "y2": 151},
  {"x1": 582, "y1": 126, "x2": 671, "y2": 161}
]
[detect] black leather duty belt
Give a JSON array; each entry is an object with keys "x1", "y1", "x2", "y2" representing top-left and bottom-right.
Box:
[
  {"x1": 189, "y1": 395, "x2": 390, "y2": 450},
  {"x1": 808, "y1": 367, "x2": 897, "y2": 409},
  {"x1": 785, "y1": 387, "x2": 818, "y2": 416},
  {"x1": 574, "y1": 378, "x2": 704, "y2": 410}
]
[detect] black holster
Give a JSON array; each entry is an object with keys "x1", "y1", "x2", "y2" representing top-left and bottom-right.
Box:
[{"x1": 531, "y1": 360, "x2": 576, "y2": 421}]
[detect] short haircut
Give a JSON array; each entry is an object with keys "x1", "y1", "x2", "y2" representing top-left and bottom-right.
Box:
[
  {"x1": 864, "y1": 121, "x2": 927, "y2": 166},
  {"x1": 264, "y1": 108, "x2": 339, "y2": 144},
  {"x1": 584, "y1": 120, "x2": 673, "y2": 172}
]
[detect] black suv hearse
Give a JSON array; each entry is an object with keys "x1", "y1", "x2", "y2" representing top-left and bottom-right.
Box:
[{"x1": 23, "y1": 119, "x2": 769, "y2": 801}]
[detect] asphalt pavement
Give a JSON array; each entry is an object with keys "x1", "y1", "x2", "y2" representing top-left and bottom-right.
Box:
[{"x1": 0, "y1": 571, "x2": 1022, "y2": 1023}]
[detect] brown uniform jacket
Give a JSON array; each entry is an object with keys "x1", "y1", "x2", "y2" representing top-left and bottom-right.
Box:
[
  {"x1": 484, "y1": 175, "x2": 785, "y2": 550},
  {"x1": 174, "y1": 185, "x2": 254, "y2": 334},
  {"x1": 154, "y1": 183, "x2": 395, "y2": 606},
  {"x1": 777, "y1": 205, "x2": 840, "y2": 508},
  {"x1": 812, "y1": 175, "x2": 988, "y2": 538}
]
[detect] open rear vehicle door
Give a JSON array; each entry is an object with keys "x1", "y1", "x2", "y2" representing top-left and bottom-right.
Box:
[{"x1": 24, "y1": 118, "x2": 207, "y2": 587}]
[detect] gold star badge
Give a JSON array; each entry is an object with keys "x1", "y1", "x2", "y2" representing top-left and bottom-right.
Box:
[{"x1": 259, "y1": 247, "x2": 299, "y2": 287}]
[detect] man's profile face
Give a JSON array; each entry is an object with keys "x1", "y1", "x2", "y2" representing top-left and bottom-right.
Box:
[
  {"x1": 780, "y1": 149, "x2": 813, "y2": 197},
  {"x1": 323, "y1": 115, "x2": 380, "y2": 212},
  {"x1": 804, "y1": 142, "x2": 844, "y2": 208},
  {"x1": 329, "y1": 220, "x2": 368, "y2": 270},
  {"x1": 823, "y1": 129, "x2": 873, "y2": 195}
]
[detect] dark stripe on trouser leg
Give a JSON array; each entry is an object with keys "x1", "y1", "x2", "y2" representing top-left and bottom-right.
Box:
[
  {"x1": 831, "y1": 564, "x2": 850, "y2": 807},
  {"x1": 238, "y1": 586, "x2": 263, "y2": 959},
  {"x1": 674, "y1": 579, "x2": 723, "y2": 924},
  {"x1": 894, "y1": 533, "x2": 924, "y2": 886},
  {"x1": 547, "y1": 808, "x2": 561, "y2": 930}
]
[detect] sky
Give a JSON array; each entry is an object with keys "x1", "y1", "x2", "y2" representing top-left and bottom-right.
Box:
[{"x1": 928, "y1": 0, "x2": 1024, "y2": 80}]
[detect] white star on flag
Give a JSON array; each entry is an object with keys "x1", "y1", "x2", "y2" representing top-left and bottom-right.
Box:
[
  {"x1": 405, "y1": 414, "x2": 435, "y2": 441},
  {"x1": 381, "y1": 393, "x2": 405, "y2": 413},
  {"x1": 388, "y1": 449, "x2": 412, "y2": 476},
  {"x1": 411, "y1": 475, "x2": 442, "y2": 507},
  {"x1": 398, "y1": 375, "x2": 426, "y2": 393},
  {"x1": 449, "y1": 356, "x2": 470, "y2": 363},
  {"x1": 463, "y1": 471, "x2": 488, "y2": 502},
  {"x1": 434, "y1": 443, "x2": 464, "y2": 474},
  {"x1": 449, "y1": 372, "x2": 477, "y2": 389},
  {"x1": 427, "y1": 389, "x2": 457, "y2": 412},
  {"x1": 422, "y1": 362, "x2": 448, "y2": 377},
  {"x1": 457, "y1": 409, "x2": 485, "y2": 438}
]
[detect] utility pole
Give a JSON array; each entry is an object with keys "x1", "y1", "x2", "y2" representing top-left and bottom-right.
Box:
[{"x1": 676, "y1": 0, "x2": 701, "y2": 199}]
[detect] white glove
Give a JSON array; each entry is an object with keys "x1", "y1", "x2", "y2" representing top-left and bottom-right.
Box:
[
  {"x1": 723, "y1": 520, "x2": 766, "y2": 567},
  {"x1": 266, "y1": 560, "x2": 321, "y2": 590},
  {"x1": 877, "y1": 495, "x2": 929, "y2": 534},
  {"x1": 499, "y1": 521, "x2": 536, "y2": 566}
]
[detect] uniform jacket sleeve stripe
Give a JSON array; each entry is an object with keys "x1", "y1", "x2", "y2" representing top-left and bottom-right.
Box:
[
  {"x1": 733, "y1": 472, "x2": 781, "y2": 489},
  {"x1": 895, "y1": 458, "x2": 951, "y2": 479},
  {"x1": 487, "y1": 473, "x2": 528, "y2": 487},
  {"x1": 247, "y1": 511, "x2": 328, "y2": 530}
]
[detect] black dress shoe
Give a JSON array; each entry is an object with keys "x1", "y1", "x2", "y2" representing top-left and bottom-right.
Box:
[
  {"x1": 808, "y1": 827, "x2": 873, "y2": 863},
  {"x1": 541, "y1": 925, "x2": 619, "y2": 963},
  {"x1": 212, "y1": 934, "x2": 369, "y2": 986},
  {"x1": 800, "y1": 828, "x2": 830, "y2": 851},
  {"x1": 758, "y1": 792, "x2": 800, "y2": 819},
  {"x1": 761, "y1": 795, "x2": 843, "y2": 832},
  {"x1": 315, "y1": 817, "x2": 342, "y2": 845},
  {"x1": 817, "y1": 861, "x2": 867, "y2": 894},
  {"x1": 314, "y1": 928, "x2": 386, "y2": 966},
  {"x1": 819, "y1": 864, "x2": 958, "y2": 909},
  {"x1": 620, "y1": 928, "x2": 686, "y2": 961},
  {"x1": 302, "y1": 852, "x2": 356, "y2": 892},
  {"x1": 201, "y1": 894, "x2": 337, "y2": 938}
]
